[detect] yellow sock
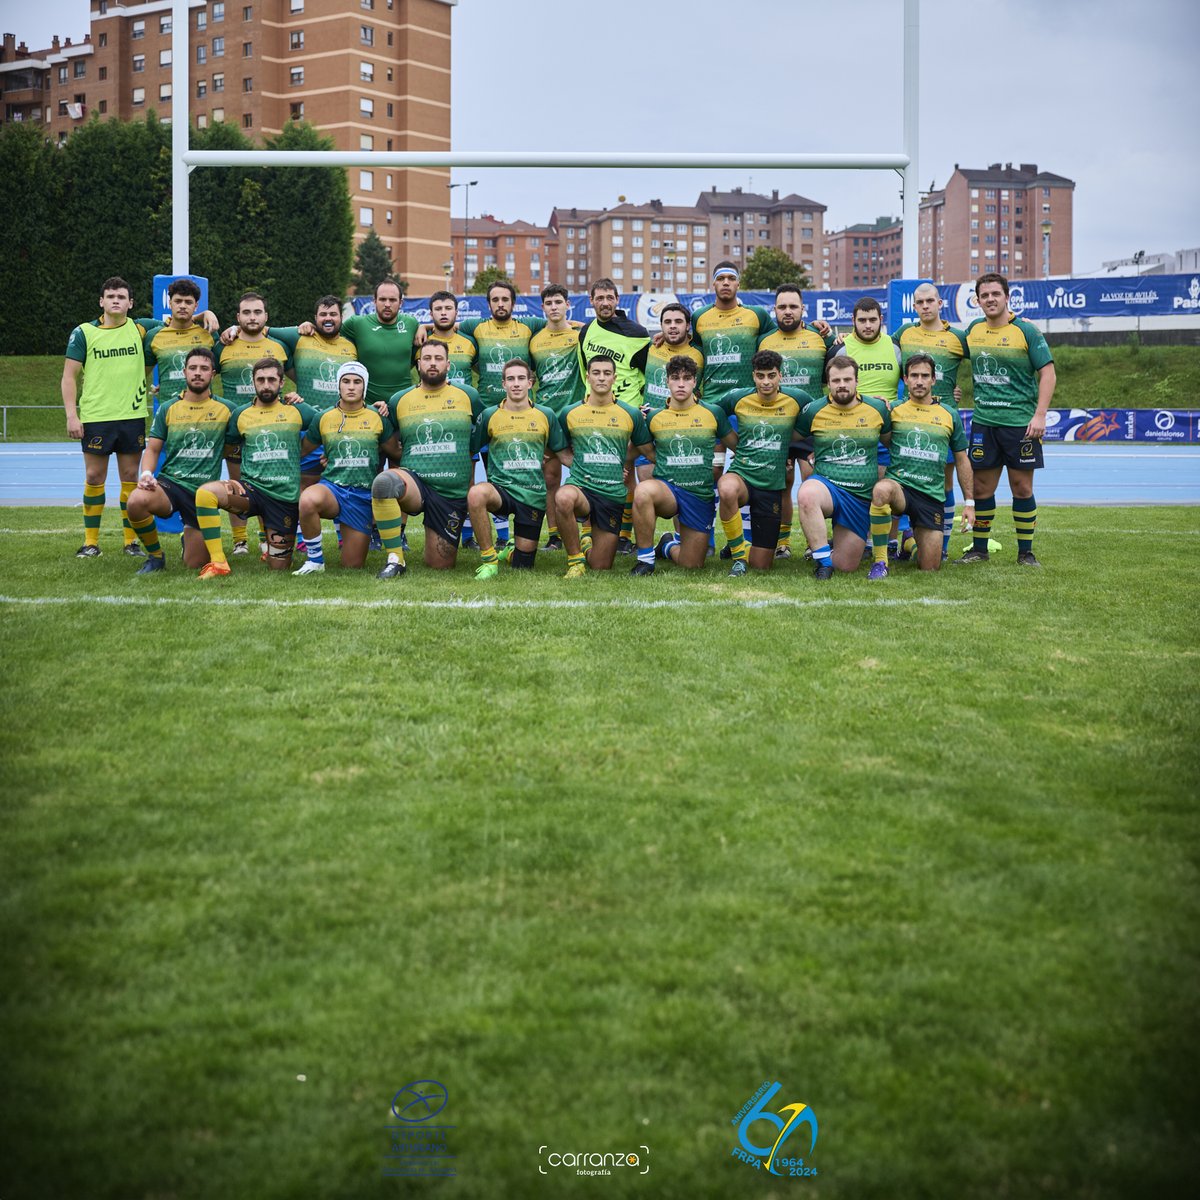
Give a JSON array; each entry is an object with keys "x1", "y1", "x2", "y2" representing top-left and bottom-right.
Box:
[
  {"x1": 195, "y1": 485, "x2": 228, "y2": 565},
  {"x1": 119, "y1": 480, "x2": 138, "y2": 545},
  {"x1": 720, "y1": 512, "x2": 747, "y2": 562},
  {"x1": 869, "y1": 503, "x2": 891, "y2": 564},
  {"x1": 372, "y1": 497, "x2": 407, "y2": 564},
  {"x1": 82, "y1": 483, "x2": 104, "y2": 546}
]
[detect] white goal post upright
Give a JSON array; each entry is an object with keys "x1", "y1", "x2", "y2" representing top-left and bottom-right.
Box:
[{"x1": 171, "y1": 0, "x2": 921, "y2": 280}]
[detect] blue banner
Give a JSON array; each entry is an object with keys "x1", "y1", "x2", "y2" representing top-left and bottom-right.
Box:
[{"x1": 959, "y1": 409, "x2": 1198, "y2": 444}]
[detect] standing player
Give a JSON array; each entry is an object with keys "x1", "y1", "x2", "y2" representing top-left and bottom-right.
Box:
[
  {"x1": 143, "y1": 278, "x2": 221, "y2": 402},
  {"x1": 630, "y1": 356, "x2": 735, "y2": 575},
  {"x1": 125, "y1": 347, "x2": 233, "y2": 573},
  {"x1": 529, "y1": 283, "x2": 584, "y2": 549},
  {"x1": 642, "y1": 303, "x2": 702, "y2": 418},
  {"x1": 690, "y1": 262, "x2": 777, "y2": 412},
  {"x1": 62, "y1": 277, "x2": 162, "y2": 558},
  {"x1": 826, "y1": 297, "x2": 901, "y2": 406},
  {"x1": 714, "y1": 349, "x2": 813, "y2": 578},
  {"x1": 795, "y1": 358, "x2": 892, "y2": 578},
  {"x1": 893, "y1": 282, "x2": 970, "y2": 556},
  {"x1": 867, "y1": 353, "x2": 973, "y2": 579},
  {"x1": 371, "y1": 340, "x2": 484, "y2": 578},
  {"x1": 555, "y1": 357, "x2": 653, "y2": 578},
  {"x1": 193, "y1": 359, "x2": 318, "y2": 577},
  {"x1": 958, "y1": 273, "x2": 1056, "y2": 567},
  {"x1": 468, "y1": 359, "x2": 568, "y2": 579},
  {"x1": 457, "y1": 279, "x2": 547, "y2": 407},
  {"x1": 425, "y1": 290, "x2": 478, "y2": 389},
  {"x1": 327, "y1": 278, "x2": 422, "y2": 410},
  {"x1": 293, "y1": 362, "x2": 399, "y2": 574}
]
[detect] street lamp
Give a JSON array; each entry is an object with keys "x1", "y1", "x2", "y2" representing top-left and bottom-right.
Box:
[
  {"x1": 1041, "y1": 219, "x2": 1052, "y2": 279},
  {"x1": 442, "y1": 259, "x2": 453, "y2": 289},
  {"x1": 448, "y1": 180, "x2": 478, "y2": 293}
]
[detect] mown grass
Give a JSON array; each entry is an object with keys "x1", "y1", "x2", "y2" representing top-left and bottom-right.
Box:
[{"x1": 1, "y1": 506, "x2": 1198, "y2": 1199}]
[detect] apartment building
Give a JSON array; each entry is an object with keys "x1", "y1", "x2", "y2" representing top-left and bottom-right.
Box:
[
  {"x1": 697, "y1": 186, "x2": 827, "y2": 285},
  {"x1": 448, "y1": 214, "x2": 554, "y2": 297},
  {"x1": 826, "y1": 216, "x2": 903, "y2": 289}
]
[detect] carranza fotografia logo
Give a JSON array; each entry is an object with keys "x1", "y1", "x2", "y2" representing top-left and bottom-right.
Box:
[
  {"x1": 538, "y1": 1144, "x2": 649, "y2": 1177},
  {"x1": 730, "y1": 1080, "x2": 819, "y2": 1177}
]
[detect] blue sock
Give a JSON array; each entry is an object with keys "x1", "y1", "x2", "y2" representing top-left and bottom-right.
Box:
[
  {"x1": 306, "y1": 533, "x2": 324, "y2": 564},
  {"x1": 943, "y1": 486, "x2": 956, "y2": 556},
  {"x1": 495, "y1": 515, "x2": 510, "y2": 546},
  {"x1": 637, "y1": 546, "x2": 655, "y2": 565},
  {"x1": 658, "y1": 534, "x2": 680, "y2": 561},
  {"x1": 741, "y1": 504, "x2": 751, "y2": 540},
  {"x1": 898, "y1": 513, "x2": 911, "y2": 534},
  {"x1": 461, "y1": 517, "x2": 473, "y2": 544},
  {"x1": 813, "y1": 543, "x2": 832, "y2": 567}
]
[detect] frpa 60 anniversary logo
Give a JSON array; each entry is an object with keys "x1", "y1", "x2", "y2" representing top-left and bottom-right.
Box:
[{"x1": 731, "y1": 1080, "x2": 818, "y2": 1177}]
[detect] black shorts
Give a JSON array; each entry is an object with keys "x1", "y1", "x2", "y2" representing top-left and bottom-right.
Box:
[
  {"x1": 241, "y1": 481, "x2": 298, "y2": 537},
  {"x1": 580, "y1": 487, "x2": 624, "y2": 537},
  {"x1": 82, "y1": 418, "x2": 145, "y2": 457},
  {"x1": 159, "y1": 476, "x2": 199, "y2": 529},
  {"x1": 788, "y1": 436, "x2": 814, "y2": 462},
  {"x1": 745, "y1": 483, "x2": 785, "y2": 549},
  {"x1": 492, "y1": 484, "x2": 545, "y2": 542},
  {"x1": 413, "y1": 474, "x2": 466, "y2": 547},
  {"x1": 969, "y1": 424, "x2": 1044, "y2": 471},
  {"x1": 898, "y1": 484, "x2": 944, "y2": 531}
]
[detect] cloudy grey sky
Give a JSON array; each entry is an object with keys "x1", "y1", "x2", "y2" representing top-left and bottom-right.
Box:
[{"x1": 18, "y1": 0, "x2": 1200, "y2": 272}]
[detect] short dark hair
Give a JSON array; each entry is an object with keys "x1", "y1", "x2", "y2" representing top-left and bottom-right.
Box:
[
  {"x1": 589, "y1": 277, "x2": 618, "y2": 297},
  {"x1": 429, "y1": 290, "x2": 458, "y2": 307},
  {"x1": 419, "y1": 339, "x2": 449, "y2": 356},
  {"x1": 238, "y1": 291, "x2": 266, "y2": 310},
  {"x1": 487, "y1": 279, "x2": 517, "y2": 303},
  {"x1": 825, "y1": 354, "x2": 859, "y2": 382},
  {"x1": 374, "y1": 277, "x2": 404, "y2": 299},
  {"x1": 501, "y1": 358, "x2": 531, "y2": 379},
  {"x1": 658, "y1": 302, "x2": 690, "y2": 325},
  {"x1": 904, "y1": 352, "x2": 937, "y2": 378},
  {"x1": 975, "y1": 272, "x2": 1009, "y2": 297},
  {"x1": 853, "y1": 297, "x2": 882, "y2": 318},
  {"x1": 314, "y1": 294, "x2": 342, "y2": 312},
  {"x1": 251, "y1": 356, "x2": 283, "y2": 378},
  {"x1": 168, "y1": 278, "x2": 201, "y2": 301},
  {"x1": 184, "y1": 346, "x2": 216, "y2": 370},
  {"x1": 774, "y1": 283, "x2": 803, "y2": 302},
  {"x1": 751, "y1": 349, "x2": 783, "y2": 373},
  {"x1": 100, "y1": 276, "x2": 131, "y2": 296},
  {"x1": 540, "y1": 283, "x2": 568, "y2": 303},
  {"x1": 666, "y1": 354, "x2": 698, "y2": 380},
  {"x1": 712, "y1": 260, "x2": 739, "y2": 278},
  {"x1": 586, "y1": 354, "x2": 616, "y2": 371}
]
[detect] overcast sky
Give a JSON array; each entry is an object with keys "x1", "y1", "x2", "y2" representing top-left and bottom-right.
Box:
[{"x1": 17, "y1": 0, "x2": 1199, "y2": 272}]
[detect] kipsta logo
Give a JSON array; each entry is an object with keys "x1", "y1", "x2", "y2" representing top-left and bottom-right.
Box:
[{"x1": 730, "y1": 1081, "x2": 818, "y2": 1177}]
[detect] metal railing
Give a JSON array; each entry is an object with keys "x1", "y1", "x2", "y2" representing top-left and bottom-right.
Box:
[{"x1": 0, "y1": 407, "x2": 62, "y2": 440}]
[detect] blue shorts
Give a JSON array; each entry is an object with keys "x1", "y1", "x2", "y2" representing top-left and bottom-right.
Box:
[
  {"x1": 945, "y1": 443, "x2": 955, "y2": 465},
  {"x1": 666, "y1": 480, "x2": 716, "y2": 534},
  {"x1": 877, "y1": 442, "x2": 891, "y2": 467},
  {"x1": 820, "y1": 477, "x2": 870, "y2": 540},
  {"x1": 634, "y1": 454, "x2": 652, "y2": 469},
  {"x1": 301, "y1": 446, "x2": 324, "y2": 473},
  {"x1": 319, "y1": 480, "x2": 373, "y2": 535}
]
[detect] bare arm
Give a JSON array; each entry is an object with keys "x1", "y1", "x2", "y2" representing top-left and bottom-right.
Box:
[
  {"x1": 1026, "y1": 363, "x2": 1057, "y2": 439},
  {"x1": 137, "y1": 437, "x2": 165, "y2": 489},
  {"x1": 953, "y1": 449, "x2": 975, "y2": 530},
  {"x1": 62, "y1": 359, "x2": 84, "y2": 439}
]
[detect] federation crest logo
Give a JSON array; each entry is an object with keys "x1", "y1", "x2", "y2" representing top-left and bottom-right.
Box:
[{"x1": 731, "y1": 1081, "x2": 819, "y2": 1177}]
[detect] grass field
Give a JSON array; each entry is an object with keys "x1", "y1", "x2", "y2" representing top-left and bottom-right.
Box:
[
  {"x1": 1, "y1": 505, "x2": 1197, "y2": 1199},
  {"x1": 3, "y1": 342, "x2": 1199, "y2": 441}
]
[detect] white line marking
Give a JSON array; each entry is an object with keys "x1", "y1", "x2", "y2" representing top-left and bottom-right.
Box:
[{"x1": 0, "y1": 593, "x2": 968, "y2": 612}]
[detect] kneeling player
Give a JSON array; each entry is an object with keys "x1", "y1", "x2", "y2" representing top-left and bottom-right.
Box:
[
  {"x1": 293, "y1": 362, "x2": 399, "y2": 574},
  {"x1": 125, "y1": 347, "x2": 234, "y2": 573},
  {"x1": 867, "y1": 353, "x2": 974, "y2": 578},
  {"x1": 630, "y1": 355, "x2": 735, "y2": 574},
  {"x1": 468, "y1": 359, "x2": 568, "y2": 579}
]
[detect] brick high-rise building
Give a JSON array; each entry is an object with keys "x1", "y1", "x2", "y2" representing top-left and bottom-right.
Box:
[
  {"x1": 448, "y1": 214, "x2": 554, "y2": 297},
  {"x1": 697, "y1": 186, "x2": 827, "y2": 285},
  {"x1": 826, "y1": 216, "x2": 903, "y2": 289},
  {"x1": 919, "y1": 162, "x2": 1074, "y2": 283},
  {"x1": 1, "y1": 0, "x2": 455, "y2": 291}
]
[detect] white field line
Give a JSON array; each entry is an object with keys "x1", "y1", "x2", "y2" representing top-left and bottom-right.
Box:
[{"x1": 0, "y1": 594, "x2": 968, "y2": 613}]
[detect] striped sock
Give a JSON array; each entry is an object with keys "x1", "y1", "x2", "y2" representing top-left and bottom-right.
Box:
[
  {"x1": 776, "y1": 525, "x2": 792, "y2": 553},
  {"x1": 740, "y1": 504, "x2": 751, "y2": 540},
  {"x1": 972, "y1": 495, "x2": 995, "y2": 552},
  {"x1": 566, "y1": 552, "x2": 585, "y2": 571},
  {"x1": 494, "y1": 515, "x2": 510, "y2": 546},
  {"x1": 720, "y1": 512, "x2": 747, "y2": 563},
  {"x1": 869, "y1": 503, "x2": 892, "y2": 564},
  {"x1": 658, "y1": 534, "x2": 680, "y2": 561},
  {"x1": 130, "y1": 513, "x2": 162, "y2": 558},
  {"x1": 119, "y1": 480, "x2": 138, "y2": 545},
  {"x1": 812, "y1": 543, "x2": 833, "y2": 569},
  {"x1": 1013, "y1": 494, "x2": 1037, "y2": 553},
  {"x1": 82, "y1": 483, "x2": 104, "y2": 546},
  {"x1": 620, "y1": 492, "x2": 634, "y2": 540},
  {"x1": 943, "y1": 486, "x2": 956, "y2": 556},
  {"x1": 195, "y1": 486, "x2": 228, "y2": 564},
  {"x1": 306, "y1": 533, "x2": 324, "y2": 564},
  {"x1": 480, "y1": 544, "x2": 499, "y2": 567},
  {"x1": 636, "y1": 545, "x2": 654, "y2": 565},
  {"x1": 372, "y1": 497, "x2": 407, "y2": 565}
]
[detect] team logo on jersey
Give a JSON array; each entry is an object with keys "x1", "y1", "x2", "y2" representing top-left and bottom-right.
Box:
[
  {"x1": 484, "y1": 343, "x2": 510, "y2": 373},
  {"x1": 741, "y1": 421, "x2": 782, "y2": 454},
  {"x1": 250, "y1": 430, "x2": 290, "y2": 463},
  {"x1": 706, "y1": 334, "x2": 740, "y2": 366},
  {"x1": 313, "y1": 358, "x2": 342, "y2": 394},
  {"x1": 973, "y1": 352, "x2": 1010, "y2": 387},
  {"x1": 410, "y1": 420, "x2": 454, "y2": 455},
  {"x1": 897, "y1": 427, "x2": 940, "y2": 463},
  {"x1": 330, "y1": 437, "x2": 370, "y2": 468},
  {"x1": 501, "y1": 436, "x2": 540, "y2": 470},
  {"x1": 826, "y1": 435, "x2": 866, "y2": 466},
  {"x1": 664, "y1": 435, "x2": 704, "y2": 468},
  {"x1": 176, "y1": 428, "x2": 211, "y2": 459},
  {"x1": 579, "y1": 433, "x2": 622, "y2": 468}
]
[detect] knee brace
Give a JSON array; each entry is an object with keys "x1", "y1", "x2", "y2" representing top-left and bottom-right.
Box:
[
  {"x1": 372, "y1": 471, "x2": 406, "y2": 501},
  {"x1": 510, "y1": 547, "x2": 536, "y2": 570}
]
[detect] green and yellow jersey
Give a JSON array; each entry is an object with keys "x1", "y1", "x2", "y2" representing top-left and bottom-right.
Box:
[
  {"x1": 529, "y1": 325, "x2": 585, "y2": 413},
  {"x1": 559, "y1": 399, "x2": 651, "y2": 501},
  {"x1": 965, "y1": 314, "x2": 1053, "y2": 428},
  {"x1": 479, "y1": 403, "x2": 567, "y2": 510},
  {"x1": 690, "y1": 302, "x2": 776, "y2": 407},
  {"x1": 228, "y1": 399, "x2": 318, "y2": 503},
  {"x1": 304, "y1": 405, "x2": 394, "y2": 492},
  {"x1": 340, "y1": 312, "x2": 421, "y2": 406},
  {"x1": 648, "y1": 402, "x2": 731, "y2": 498},
  {"x1": 143, "y1": 324, "x2": 221, "y2": 396},
  {"x1": 831, "y1": 333, "x2": 902, "y2": 405},
  {"x1": 893, "y1": 321, "x2": 969, "y2": 406},
  {"x1": 757, "y1": 324, "x2": 834, "y2": 397},
  {"x1": 426, "y1": 330, "x2": 478, "y2": 392},
  {"x1": 65, "y1": 317, "x2": 161, "y2": 422},
  {"x1": 643, "y1": 341, "x2": 704, "y2": 415},
  {"x1": 269, "y1": 327, "x2": 359, "y2": 409},
  {"x1": 797, "y1": 396, "x2": 892, "y2": 500},
  {"x1": 717, "y1": 387, "x2": 813, "y2": 492},
  {"x1": 458, "y1": 316, "x2": 547, "y2": 405},
  {"x1": 886, "y1": 399, "x2": 967, "y2": 501},
  {"x1": 216, "y1": 336, "x2": 293, "y2": 406},
  {"x1": 389, "y1": 382, "x2": 484, "y2": 499},
  {"x1": 148, "y1": 392, "x2": 235, "y2": 491}
]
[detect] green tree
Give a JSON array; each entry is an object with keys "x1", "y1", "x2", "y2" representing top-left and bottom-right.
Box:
[
  {"x1": 468, "y1": 267, "x2": 515, "y2": 296},
  {"x1": 351, "y1": 230, "x2": 397, "y2": 295},
  {"x1": 740, "y1": 247, "x2": 810, "y2": 291}
]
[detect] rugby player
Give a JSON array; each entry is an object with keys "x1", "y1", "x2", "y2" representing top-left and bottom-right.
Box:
[
  {"x1": 958, "y1": 272, "x2": 1056, "y2": 566},
  {"x1": 336, "y1": 278, "x2": 422, "y2": 409},
  {"x1": 457, "y1": 279, "x2": 547, "y2": 407},
  {"x1": 468, "y1": 359, "x2": 568, "y2": 580},
  {"x1": 867, "y1": 353, "x2": 973, "y2": 579},
  {"x1": 125, "y1": 347, "x2": 233, "y2": 573},
  {"x1": 826, "y1": 296, "x2": 901, "y2": 405},
  {"x1": 425, "y1": 290, "x2": 478, "y2": 389},
  {"x1": 371, "y1": 340, "x2": 484, "y2": 577},
  {"x1": 795, "y1": 358, "x2": 892, "y2": 578},
  {"x1": 555, "y1": 356, "x2": 653, "y2": 578},
  {"x1": 293, "y1": 362, "x2": 399, "y2": 574},
  {"x1": 143, "y1": 278, "x2": 222, "y2": 403},
  {"x1": 193, "y1": 358, "x2": 317, "y2": 577},
  {"x1": 630, "y1": 356, "x2": 735, "y2": 575}
]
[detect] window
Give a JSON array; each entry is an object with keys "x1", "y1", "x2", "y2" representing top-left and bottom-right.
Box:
[
  {"x1": 243, "y1": 5, "x2": 253, "y2": 18},
  {"x1": 213, "y1": 3, "x2": 225, "y2": 21},
  {"x1": 631, "y1": 252, "x2": 643, "y2": 264},
  {"x1": 213, "y1": 38, "x2": 225, "y2": 56},
  {"x1": 197, "y1": 80, "x2": 207, "y2": 97},
  {"x1": 612, "y1": 252, "x2": 624, "y2": 263},
  {"x1": 242, "y1": 76, "x2": 252, "y2": 92},
  {"x1": 385, "y1": 211, "x2": 393, "y2": 224},
  {"x1": 58, "y1": 100, "x2": 68, "y2": 116},
  {"x1": 385, "y1": 102, "x2": 393, "y2": 117},
  {"x1": 359, "y1": 170, "x2": 373, "y2": 190},
  {"x1": 567, "y1": 228, "x2": 575, "y2": 239},
  {"x1": 132, "y1": 19, "x2": 145, "y2": 39},
  {"x1": 612, "y1": 219, "x2": 624, "y2": 230},
  {"x1": 58, "y1": 65, "x2": 68, "y2": 83},
  {"x1": 242, "y1": 42, "x2": 252, "y2": 57},
  {"x1": 160, "y1": 82, "x2": 172, "y2": 100},
  {"x1": 985, "y1": 189, "x2": 996, "y2": 199},
  {"x1": 290, "y1": 67, "x2": 304, "y2": 86},
  {"x1": 197, "y1": 12, "x2": 207, "y2": 31},
  {"x1": 160, "y1": 16, "x2": 172, "y2": 33},
  {"x1": 290, "y1": 31, "x2": 304, "y2": 50},
  {"x1": 387, "y1": 31, "x2": 393, "y2": 45},
  {"x1": 359, "y1": 133, "x2": 373, "y2": 149},
  {"x1": 242, "y1": 113, "x2": 252, "y2": 128},
  {"x1": 527, "y1": 237, "x2": 540, "y2": 248},
  {"x1": 362, "y1": 0, "x2": 375, "y2": 6},
  {"x1": 99, "y1": 66, "x2": 107, "y2": 80},
  {"x1": 132, "y1": 87, "x2": 145, "y2": 105},
  {"x1": 98, "y1": 99, "x2": 108, "y2": 113},
  {"x1": 132, "y1": 55, "x2": 145, "y2": 73},
  {"x1": 160, "y1": 49, "x2": 172, "y2": 67},
  {"x1": 197, "y1": 46, "x2": 207, "y2": 64},
  {"x1": 612, "y1": 236, "x2": 623, "y2": 247},
  {"x1": 99, "y1": 0, "x2": 107, "y2": 11},
  {"x1": 290, "y1": 101, "x2": 303, "y2": 119},
  {"x1": 360, "y1": 97, "x2": 374, "y2": 117},
  {"x1": 99, "y1": 31, "x2": 108, "y2": 46},
  {"x1": 360, "y1": 25, "x2": 374, "y2": 45},
  {"x1": 213, "y1": 73, "x2": 224, "y2": 91},
  {"x1": 290, "y1": 0, "x2": 304, "y2": 10},
  {"x1": 360, "y1": 207, "x2": 374, "y2": 226},
  {"x1": 1042, "y1": 187, "x2": 1051, "y2": 198},
  {"x1": 213, "y1": 107, "x2": 224, "y2": 121},
  {"x1": 74, "y1": 61, "x2": 85, "y2": 79}
]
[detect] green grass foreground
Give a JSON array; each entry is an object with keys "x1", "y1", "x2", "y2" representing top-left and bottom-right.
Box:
[
  {"x1": 3, "y1": 342, "x2": 1199, "y2": 440},
  {"x1": 1, "y1": 507, "x2": 1198, "y2": 1199}
]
